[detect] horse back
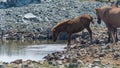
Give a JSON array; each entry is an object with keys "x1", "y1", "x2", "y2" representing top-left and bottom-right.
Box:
[
  {"x1": 65, "y1": 15, "x2": 92, "y2": 33},
  {"x1": 104, "y1": 8, "x2": 120, "y2": 27}
]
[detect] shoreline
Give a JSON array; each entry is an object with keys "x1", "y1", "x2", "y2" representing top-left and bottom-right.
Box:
[{"x1": 0, "y1": 28, "x2": 120, "y2": 68}]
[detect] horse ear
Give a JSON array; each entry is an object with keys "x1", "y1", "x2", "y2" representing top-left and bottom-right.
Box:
[
  {"x1": 51, "y1": 28, "x2": 55, "y2": 31},
  {"x1": 95, "y1": 8, "x2": 99, "y2": 12}
]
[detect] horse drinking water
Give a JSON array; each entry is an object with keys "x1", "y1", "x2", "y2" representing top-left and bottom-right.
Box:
[{"x1": 51, "y1": 14, "x2": 94, "y2": 46}]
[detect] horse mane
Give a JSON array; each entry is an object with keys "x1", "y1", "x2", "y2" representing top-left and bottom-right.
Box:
[
  {"x1": 89, "y1": 15, "x2": 94, "y2": 24},
  {"x1": 96, "y1": 6, "x2": 112, "y2": 19},
  {"x1": 80, "y1": 14, "x2": 94, "y2": 24},
  {"x1": 51, "y1": 19, "x2": 70, "y2": 31},
  {"x1": 51, "y1": 14, "x2": 94, "y2": 31}
]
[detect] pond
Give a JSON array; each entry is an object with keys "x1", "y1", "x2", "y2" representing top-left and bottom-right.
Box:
[{"x1": 0, "y1": 40, "x2": 67, "y2": 62}]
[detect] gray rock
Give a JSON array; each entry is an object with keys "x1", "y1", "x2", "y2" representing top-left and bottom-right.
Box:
[
  {"x1": 56, "y1": 60, "x2": 62, "y2": 65},
  {"x1": 22, "y1": 63, "x2": 29, "y2": 68},
  {"x1": 11, "y1": 59, "x2": 23, "y2": 65},
  {"x1": 0, "y1": 63, "x2": 4, "y2": 68},
  {"x1": 77, "y1": 60, "x2": 84, "y2": 68},
  {"x1": 0, "y1": 0, "x2": 110, "y2": 35},
  {"x1": 113, "y1": 51, "x2": 120, "y2": 60},
  {"x1": 92, "y1": 59, "x2": 101, "y2": 66}
]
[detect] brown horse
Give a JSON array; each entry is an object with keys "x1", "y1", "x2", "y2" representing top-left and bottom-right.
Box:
[
  {"x1": 51, "y1": 14, "x2": 94, "y2": 46},
  {"x1": 95, "y1": 6, "x2": 120, "y2": 44}
]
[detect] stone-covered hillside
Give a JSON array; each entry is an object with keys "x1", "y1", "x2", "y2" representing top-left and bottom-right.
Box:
[
  {"x1": 0, "y1": 0, "x2": 111, "y2": 40},
  {"x1": 0, "y1": 0, "x2": 110, "y2": 32}
]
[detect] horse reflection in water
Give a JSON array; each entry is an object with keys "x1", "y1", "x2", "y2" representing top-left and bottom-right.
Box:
[{"x1": 51, "y1": 14, "x2": 94, "y2": 46}]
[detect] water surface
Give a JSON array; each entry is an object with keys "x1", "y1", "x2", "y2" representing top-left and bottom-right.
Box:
[{"x1": 0, "y1": 40, "x2": 67, "y2": 62}]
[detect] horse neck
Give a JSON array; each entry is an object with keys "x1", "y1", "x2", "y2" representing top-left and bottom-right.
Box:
[
  {"x1": 100, "y1": 7, "x2": 112, "y2": 20},
  {"x1": 56, "y1": 23, "x2": 66, "y2": 32},
  {"x1": 99, "y1": 10, "x2": 105, "y2": 20}
]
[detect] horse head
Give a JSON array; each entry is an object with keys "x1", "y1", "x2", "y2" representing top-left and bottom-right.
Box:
[
  {"x1": 89, "y1": 15, "x2": 94, "y2": 24},
  {"x1": 95, "y1": 8, "x2": 102, "y2": 24},
  {"x1": 51, "y1": 27, "x2": 59, "y2": 42},
  {"x1": 95, "y1": 6, "x2": 112, "y2": 24},
  {"x1": 51, "y1": 20, "x2": 70, "y2": 42}
]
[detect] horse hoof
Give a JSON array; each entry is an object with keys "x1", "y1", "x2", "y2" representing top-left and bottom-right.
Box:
[{"x1": 64, "y1": 47, "x2": 68, "y2": 49}]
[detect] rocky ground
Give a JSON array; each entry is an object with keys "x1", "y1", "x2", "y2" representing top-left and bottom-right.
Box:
[
  {"x1": 0, "y1": 0, "x2": 110, "y2": 41},
  {"x1": 0, "y1": 28, "x2": 120, "y2": 68},
  {"x1": 0, "y1": 0, "x2": 119, "y2": 68},
  {"x1": 43, "y1": 27, "x2": 120, "y2": 68}
]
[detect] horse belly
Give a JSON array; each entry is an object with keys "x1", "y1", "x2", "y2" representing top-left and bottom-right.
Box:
[
  {"x1": 67, "y1": 22, "x2": 85, "y2": 33},
  {"x1": 72, "y1": 26, "x2": 84, "y2": 33},
  {"x1": 106, "y1": 14, "x2": 120, "y2": 28},
  {"x1": 112, "y1": 22, "x2": 120, "y2": 28},
  {"x1": 109, "y1": 18, "x2": 120, "y2": 27}
]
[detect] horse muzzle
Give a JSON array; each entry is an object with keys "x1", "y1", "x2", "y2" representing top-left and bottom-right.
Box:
[
  {"x1": 52, "y1": 36, "x2": 57, "y2": 42},
  {"x1": 97, "y1": 20, "x2": 101, "y2": 24}
]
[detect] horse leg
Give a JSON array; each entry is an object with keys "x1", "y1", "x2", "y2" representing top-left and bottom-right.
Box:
[
  {"x1": 107, "y1": 23, "x2": 117, "y2": 44},
  {"x1": 67, "y1": 33, "x2": 72, "y2": 46},
  {"x1": 114, "y1": 28, "x2": 118, "y2": 42},
  {"x1": 111, "y1": 28, "x2": 116, "y2": 44},
  {"x1": 106, "y1": 24, "x2": 111, "y2": 43},
  {"x1": 86, "y1": 27, "x2": 92, "y2": 43},
  {"x1": 107, "y1": 29, "x2": 111, "y2": 43}
]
